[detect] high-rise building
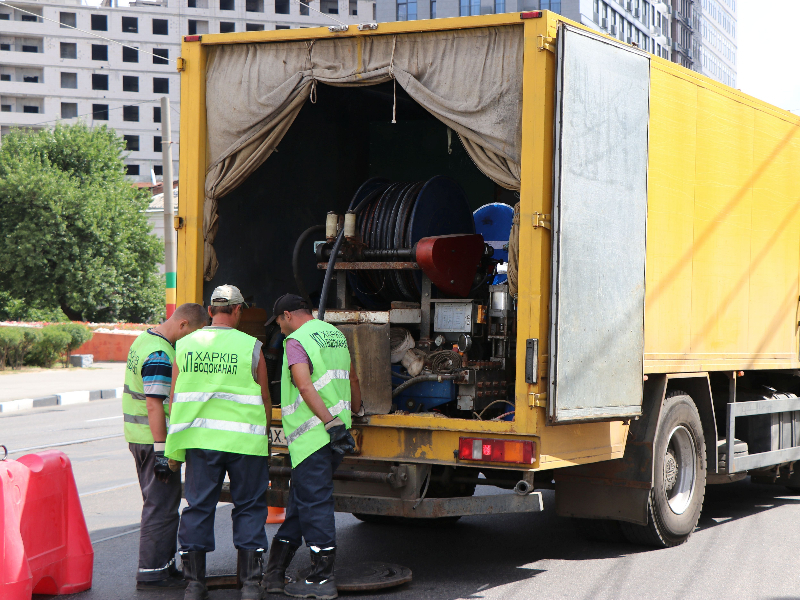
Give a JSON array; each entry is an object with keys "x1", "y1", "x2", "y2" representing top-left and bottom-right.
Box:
[
  {"x1": 0, "y1": 0, "x2": 372, "y2": 181},
  {"x1": 377, "y1": 0, "x2": 735, "y2": 86}
]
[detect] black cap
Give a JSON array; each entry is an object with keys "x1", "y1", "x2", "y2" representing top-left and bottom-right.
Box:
[{"x1": 266, "y1": 294, "x2": 310, "y2": 326}]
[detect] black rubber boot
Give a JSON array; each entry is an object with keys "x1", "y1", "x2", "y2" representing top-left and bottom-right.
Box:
[
  {"x1": 283, "y1": 546, "x2": 337, "y2": 600},
  {"x1": 238, "y1": 549, "x2": 265, "y2": 600},
  {"x1": 262, "y1": 538, "x2": 299, "y2": 593},
  {"x1": 181, "y1": 551, "x2": 209, "y2": 600}
]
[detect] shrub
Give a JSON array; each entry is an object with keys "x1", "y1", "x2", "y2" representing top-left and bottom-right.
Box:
[
  {"x1": 10, "y1": 327, "x2": 41, "y2": 369},
  {"x1": 25, "y1": 326, "x2": 71, "y2": 368},
  {"x1": 51, "y1": 323, "x2": 93, "y2": 366},
  {"x1": 0, "y1": 326, "x2": 23, "y2": 370}
]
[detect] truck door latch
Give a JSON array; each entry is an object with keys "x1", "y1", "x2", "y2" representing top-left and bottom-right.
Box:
[{"x1": 537, "y1": 35, "x2": 556, "y2": 53}]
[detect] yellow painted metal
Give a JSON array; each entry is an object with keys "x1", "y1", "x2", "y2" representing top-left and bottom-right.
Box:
[
  {"x1": 183, "y1": 12, "x2": 800, "y2": 475},
  {"x1": 176, "y1": 41, "x2": 207, "y2": 305},
  {"x1": 644, "y1": 59, "x2": 800, "y2": 374}
]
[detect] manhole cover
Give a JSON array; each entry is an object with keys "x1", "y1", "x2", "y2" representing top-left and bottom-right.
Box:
[{"x1": 336, "y1": 562, "x2": 412, "y2": 592}]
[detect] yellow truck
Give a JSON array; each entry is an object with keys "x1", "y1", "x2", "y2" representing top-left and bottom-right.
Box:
[{"x1": 175, "y1": 10, "x2": 800, "y2": 548}]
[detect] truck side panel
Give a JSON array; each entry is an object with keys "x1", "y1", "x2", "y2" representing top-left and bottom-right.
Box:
[{"x1": 644, "y1": 62, "x2": 800, "y2": 373}]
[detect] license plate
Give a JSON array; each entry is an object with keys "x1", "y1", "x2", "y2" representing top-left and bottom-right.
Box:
[{"x1": 269, "y1": 426, "x2": 287, "y2": 447}]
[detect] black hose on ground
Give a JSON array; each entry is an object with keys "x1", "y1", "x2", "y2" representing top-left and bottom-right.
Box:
[{"x1": 292, "y1": 224, "x2": 325, "y2": 308}]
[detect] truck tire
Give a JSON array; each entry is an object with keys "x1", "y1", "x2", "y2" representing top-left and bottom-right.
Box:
[{"x1": 620, "y1": 392, "x2": 706, "y2": 548}]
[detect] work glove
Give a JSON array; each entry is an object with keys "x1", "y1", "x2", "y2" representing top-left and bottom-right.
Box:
[
  {"x1": 153, "y1": 442, "x2": 172, "y2": 483},
  {"x1": 353, "y1": 405, "x2": 366, "y2": 418},
  {"x1": 325, "y1": 417, "x2": 356, "y2": 455}
]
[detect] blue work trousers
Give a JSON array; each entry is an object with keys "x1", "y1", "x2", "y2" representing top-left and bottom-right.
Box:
[
  {"x1": 179, "y1": 449, "x2": 270, "y2": 552},
  {"x1": 275, "y1": 445, "x2": 343, "y2": 548}
]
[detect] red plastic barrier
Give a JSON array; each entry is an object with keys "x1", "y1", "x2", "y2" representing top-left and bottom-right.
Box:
[{"x1": 1, "y1": 451, "x2": 94, "y2": 598}]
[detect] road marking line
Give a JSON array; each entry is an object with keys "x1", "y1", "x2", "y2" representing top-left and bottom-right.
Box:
[
  {"x1": 92, "y1": 527, "x2": 141, "y2": 545},
  {"x1": 80, "y1": 481, "x2": 138, "y2": 498},
  {"x1": 8, "y1": 433, "x2": 124, "y2": 454},
  {"x1": 86, "y1": 415, "x2": 123, "y2": 422}
]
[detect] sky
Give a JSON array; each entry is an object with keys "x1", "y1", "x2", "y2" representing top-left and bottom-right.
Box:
[{"x1": 737, "y1": 0, "x2": 800, "y2": 113}]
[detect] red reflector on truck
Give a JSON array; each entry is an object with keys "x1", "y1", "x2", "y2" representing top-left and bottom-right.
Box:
[
  {"x1": 458, "y1": 438, "x2": 535, "y2": 464},
  {"x1": 184, "y1": 35, "x2": 202, "y2": 42},
  {"x1": 520, "y1": 10, "x2": 542, "y2": 18}
]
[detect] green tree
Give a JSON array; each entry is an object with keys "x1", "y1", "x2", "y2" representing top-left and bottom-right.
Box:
[
  {"x1": 0, "y1": 123, "x2": 163, "y2": 323},
  {"x1": 52, "y1": 323, "x2": 93, "y2": 366},
  {"x1": 26, "y1": 325, "x2": 72, "y2": 368}
]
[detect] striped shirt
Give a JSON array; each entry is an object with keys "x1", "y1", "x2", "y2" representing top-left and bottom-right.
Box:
[{"x1": 141, "y1": 330, "x2": 174, "y2": 401}]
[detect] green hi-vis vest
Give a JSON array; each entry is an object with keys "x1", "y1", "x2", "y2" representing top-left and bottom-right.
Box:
[
  {"x1": 166, "y1": 327, "x2": 267, "y2": 462},
  {"x1": 122, "y1": 330, "x2": 175, "y2": 444},
  {"x1": 281, "y1": 319, "x2": 352, "y2": 467}
]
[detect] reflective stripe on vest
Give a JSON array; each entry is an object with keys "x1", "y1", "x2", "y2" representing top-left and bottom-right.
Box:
[
  {"x1": 281, "y1": 369, "x2": 350, "y2": 418},
  {"x1": 122, "y1": 330, "x2": 175, "y2": 444},
  {"x1": 174, "y1": 391, "x2": 264, "y2": 406},
  {"x1": 166, "y1": 327, "x2": 267, "y2": 462},
  {"x1": 280, "y1": 319, "x2": 352, "y2": 467}
]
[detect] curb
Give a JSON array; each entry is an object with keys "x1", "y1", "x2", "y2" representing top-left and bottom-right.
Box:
[{"x1": 0, "y1": 387, "x2": 123, "y2": 414}]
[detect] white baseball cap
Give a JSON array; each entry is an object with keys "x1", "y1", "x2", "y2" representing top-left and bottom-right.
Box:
[{"x1": 210, "y1": 284, "x2": 248, "y2": 307}]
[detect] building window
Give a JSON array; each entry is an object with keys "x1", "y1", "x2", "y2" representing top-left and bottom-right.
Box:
[
  {"x1": 540, "y1": 0, "x2": 560, "y2": 14},
  {"x1": 92, "y1": 104, "x2": 109, "y2": 120},
  {"x1": 397, "y1": 0, "x2": 416, "y2": 20},
  {"x1": 123, "y1": 105, "x2": 139, "y2": 122},
  {"x1": 220, "y1": 0, "x2": 234, "y2": 9},
  {"x1": 92, "y1": 74, "x2": 108, "y2": 90},
  {"x1": 23, "y1": 105, "x2": 39, "y2": 114},
  {"x1": 153, "y1": 48, "x2": 169, "y2": 65},
  {"x1": 61, "y1": 72, "x2": 77, "y2": 89},
  {"x1": 1, "y1": 104, "x2": 11, "y2": 112},
  {"x1": 0, "y1": 74, "x2": 9, "y2": 81},
  {"x1": 60, "y1": 12, "x2": 76, "y2": 28},
  {"x1": 152, "y1": 18, "x2": 168, "y2": 34},
  {"x1": 21, "y1": 14, "x2": 38, "y2": 22},
  {"x1": 124, "y1": 135, "x2": 140, "y2": 151},
  {"x1": 350, "y1": 0, "x2": 357, "y2": 14},
  {"x1": 153, "y1": 77, "x2": 169, "y2": 93},
  {"x1": 154, "y1": 106, "x2": 162, "y2": 123},
  {"x1": 61, "y1": 102, "x2": 78, "y2": 118},
  {"x1": 276, "y1": 24, "x2": 290, "y2": 29},
  {"x1": 23, "y1": 76, "x2": 39, "y2": 83},
  {"x1": 188, "y1": 19, "x2": 208, "y2": 35},
  {"x1": 153, "y1": 165, "x2": 163, "y2": 176},
  {"x1": 246, "y1": 0, "x2": 264, "y2": 10},
  {"x1": 300, "y1": 0, "x2": 309, "y2": 15},
  {"x1": 122, "y1": 16, "x2": 138, "y2": 33},
  {"x1": 220, "y1": 21, "x2": 235, "y2": 32},
  {"x1": 60, "y1": 42, "x2": 77, "y2": 59},
  {"x1": 92, "y1": 44, "x2": 108, "y2": 61},
  {"x1": 459, "y1": 0, "x2": 478, "y2": 16},
  {"x1": 123, "y1": 76, "x2": 139, "y2": 92},
  {"x1": 122, "y1": 46, "x2": 138, "y2": 62},
  {"x1": 275, "y1": 0, "x2": 290, "y2": 14},
  {"x1": 430, "y1": 0, "x2": 435, "y2": 17},
  {"x1": 0, "y1": 44, "x2": 10, "y2": 51},
  {"x1": 91, "y1": 14, "x2": 107, "y2": 31},
  {"x1": 494, "y1": 0, "x2": 503, "y2": 13},
  {"x1": 154, "y1": 136, "x2": 162, "y2": 152},
  {"x1": 22, "y1": 45, "x2": 39, "y2": 53},
  {"x1": 0, "y1": 13, "x2": 8, "y2": 20},
  {"x1": 126, "y1": 165, "x2": 140, "y2": 176},
  {"x1": 246, "y1": 23, "x2": 264, "y2": 30},
  {"x1": 188, "y1": 0, "x2": 196, "y2": 6},
  {"x1": 320, "y1": 0, "x2": 338, "y2": 13}
]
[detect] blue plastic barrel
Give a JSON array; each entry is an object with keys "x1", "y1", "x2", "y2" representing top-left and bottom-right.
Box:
[{"x1": 473, "y1": 202, "x2": 514, "y2": 284}]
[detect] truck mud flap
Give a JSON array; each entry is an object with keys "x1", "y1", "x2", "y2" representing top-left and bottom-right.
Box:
[{"x1": 332, "y1": 492, "x2": 543, "y2": 519}]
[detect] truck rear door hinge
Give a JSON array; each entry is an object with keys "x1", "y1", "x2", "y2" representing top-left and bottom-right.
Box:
[
  {"x1": 532, "y1": 212, "x2": 551, "y2": 229},
  {"x1": 528, "y1": 393, "x2": 547, "y2": 408},
  {"x1": 537, "y1": 35, "x2": 556, "y2": 52},
  {"x1": 176, "y1": 57, "x2": 186, "y2": 72}
]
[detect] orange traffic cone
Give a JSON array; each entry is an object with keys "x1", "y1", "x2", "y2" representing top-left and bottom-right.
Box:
[{"x1": 266, "y1": 483, "x2": 285, "y2": 524}]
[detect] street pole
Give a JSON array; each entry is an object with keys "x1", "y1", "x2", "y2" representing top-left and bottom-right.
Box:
[{"x1": 161, "y1": 96, "x2": 177, "y2": 319}]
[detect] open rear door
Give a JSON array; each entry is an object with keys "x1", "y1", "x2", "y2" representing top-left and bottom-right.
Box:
[{"x1": 548, "y1": 24, "x2": 650, "y2": 423}]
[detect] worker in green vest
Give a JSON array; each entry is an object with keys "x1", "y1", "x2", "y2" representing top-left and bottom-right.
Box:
[
  {"x1": 166, "y1": 284, "x2": 271, "y2": 600},
  {"x1": 122, "y1": 302, "x2": 208, "y2": 591},
  {"x1": 263, "y1": 294, "x2": 363, "y2": 600}
]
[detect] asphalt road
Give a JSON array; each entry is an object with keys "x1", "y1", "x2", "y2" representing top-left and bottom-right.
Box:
[{"x1": 2, "y1": 399, "x2": 799, "y2": 600}]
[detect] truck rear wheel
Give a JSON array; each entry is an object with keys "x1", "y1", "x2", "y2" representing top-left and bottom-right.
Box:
[{"x1": 621, "y1": 392, "x2": 706, "y2": 548}]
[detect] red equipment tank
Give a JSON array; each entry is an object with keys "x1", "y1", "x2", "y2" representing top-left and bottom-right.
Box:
[{"x1": 1, "y1": 450, "x2": 94, "y2": 599}]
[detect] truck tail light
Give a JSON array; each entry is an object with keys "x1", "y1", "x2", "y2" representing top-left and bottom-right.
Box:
[
  {"x1": 520, "y1": 10, "x2": 542, "y2": 18},
  {"x1": 458, "y1": 437, "x2": 535, "y2": 464}
]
